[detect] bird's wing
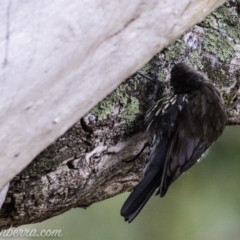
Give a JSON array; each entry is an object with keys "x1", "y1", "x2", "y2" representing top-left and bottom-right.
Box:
[
  {"x1": 121, "y1": 94, "x2": 186, "y2": 223},
  {"x1": 158, "y1": 129, "x2": 209, "y2": 197},
  {"x1": 158, "y1": 90, "x2": 212, "y2": 197}
]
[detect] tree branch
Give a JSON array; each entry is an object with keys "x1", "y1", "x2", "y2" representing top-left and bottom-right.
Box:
[{"x1": 0, "y1": 0, "x2": 225, "y2": 190}]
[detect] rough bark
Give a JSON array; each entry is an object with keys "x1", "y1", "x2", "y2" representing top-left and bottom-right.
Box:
[
  {"x1": 0, "y1": 0, "x2": 226, "y2": 191},
  {"x1": 1, "y1": 0, "x2": 240, "y2": 229}
]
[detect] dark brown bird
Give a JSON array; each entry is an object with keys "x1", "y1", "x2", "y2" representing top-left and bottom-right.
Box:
[{"x1": 121, "y1": 63, "x2": 227, "y2": 223}]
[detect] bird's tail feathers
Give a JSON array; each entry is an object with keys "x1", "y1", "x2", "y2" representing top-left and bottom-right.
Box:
[
  {"x1": 120, "y1": 137, "x2": 168, "y2": 223},
  {"x1": 120, "y1": 168, "x2": 161, "y2": 223}
]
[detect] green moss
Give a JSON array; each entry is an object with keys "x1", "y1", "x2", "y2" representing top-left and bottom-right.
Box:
[
  {"x1": 158, "y1": 69, "x2": 167, "y2": 82},
  {"x1": 212, "y1": 6, "x2": 240, "y2": 42},
  {"x1": 201, "y1": 3, "x2": 240, "y2": 62},
  {"x1": 91, "y1": 97, "x2": 113, "y2": 121},
  {"x1": 204, "y1": 4, "x2": 240, "y2": 44},
  {"x1": 187, "y1": 50, "x2": 204, "y2": 70},
  {"x1": 203, "y1": 29, "x2": 235, "y2": 62},
  {"x1": 164, "y1": 39, "x2": 185, "y2": 62},
  {"x1": 141, "y1": 62, "x2": 152, "y2": 74},
  {"x1": 119, "y1": 96, "x2": 139, "y2": 123},
  {"x1": 204, "y1": 15, "x2": 216, "y2": 28},
  {"x1": 91, "y1": 82, "x2": 140, "y2": 123}
]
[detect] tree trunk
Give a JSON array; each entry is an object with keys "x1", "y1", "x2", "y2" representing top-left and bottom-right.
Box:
[{"x1": 1, "y1": 0, "x2": 239, "y2": 229}]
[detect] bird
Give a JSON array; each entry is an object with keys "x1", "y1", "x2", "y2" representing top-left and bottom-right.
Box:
[{"x1": 120, "y1": 62, "x2": 227, "y2": 223}]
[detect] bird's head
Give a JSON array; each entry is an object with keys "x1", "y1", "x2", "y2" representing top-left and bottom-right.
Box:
[{"x1": 170, "y1": 63, "x2": 207, "y2": 94}]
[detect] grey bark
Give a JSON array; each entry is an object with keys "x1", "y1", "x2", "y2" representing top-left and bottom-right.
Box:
[
  {"x1": 0, "y1": 0, "x2": 225, "y2": 191},
  {"x1": 0, "y1": 0, "x2": 239, "y2": 229}
]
